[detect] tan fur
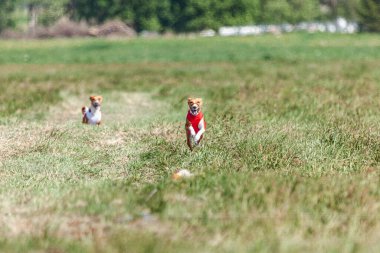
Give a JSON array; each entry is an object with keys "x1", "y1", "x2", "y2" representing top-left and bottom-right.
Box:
[{"x1": 187, "y1": 97, "x2": 203, "y2": 108}]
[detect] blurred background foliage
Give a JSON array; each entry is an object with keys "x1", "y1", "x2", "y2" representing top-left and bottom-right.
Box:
[
  {"x1": 0, "y1": 0, "x2": 15, "y2": 31},
  {"x1": 0, "y1": 0, "x2": 379, "y2": 32}
]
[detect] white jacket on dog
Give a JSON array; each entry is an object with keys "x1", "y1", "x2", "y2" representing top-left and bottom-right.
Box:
[
  {"x1": 82, "y1": 95, "x2": 103, "y2": 125},
  {"x1": 83, "y1": 106, "x2": 101, "y2": 125}
]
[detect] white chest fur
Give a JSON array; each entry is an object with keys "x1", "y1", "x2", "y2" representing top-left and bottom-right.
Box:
[{"x1": 86, "y1": 109, "x2": 101, "y2": 125}]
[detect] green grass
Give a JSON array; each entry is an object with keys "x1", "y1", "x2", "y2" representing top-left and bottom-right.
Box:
[
  {"x1": 0, "y1": 33, "x2": 380, "y2": 64},
  {"x1": 1, "y1": 33, "x2": 380, "y2": 253}
]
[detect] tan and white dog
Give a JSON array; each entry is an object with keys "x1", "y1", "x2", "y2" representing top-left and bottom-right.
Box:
[
  {"x1": 82, "y1": 95, "x2": 103, "y2": 125},
  {"x1": 185, "y1": 97, "x2": 206, "y2": 151}
]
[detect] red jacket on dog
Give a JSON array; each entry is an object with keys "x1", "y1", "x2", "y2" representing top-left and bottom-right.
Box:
[
  {"x1": 185, "y1": 97, "x2": 206, "y2": 151},
  {"x1": 186, "y1": 111, "x2": 206, "y2": 135}
]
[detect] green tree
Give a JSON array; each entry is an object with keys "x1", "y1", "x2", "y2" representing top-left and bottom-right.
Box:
[
  {"x1": 337, "y1": 0, "x2": 360, "y2": 19},
  {"x1": 70, "y1": 0, "x2": 260, "y2": 32},
  {"x1": 358, "y1": 0, "x2": 380, "y2": 31},
  {"x1": 0, "y1": 0, "x2": 15, "y2": 32},
  {"x1": 39, "y1": 0, "x2": 69, "y2": 26},
  {"x1": 68, "y1": 0, "x2": 169, "y2": 31},
  {"x1": 171, "y1": 0, "x2": 260, "y2": 32},
  {"x1": 259, "y1": 0, "x2": 320, "y2": 24},
  {"x1": 15, "y1": 0, "x2": 68, "y2": 28},
  {"x1": 68, "y1": 0, "x2": 363, "y2": 33},
  {"x1": 320, "y1": 0, "x2": 339, "y2": 18},
  {"x1": 131, "y1": 0, "x2": 171, "y2": 32},
  {"x1": 170, "y1": 0, "x2": 214, "y2": 31},
  {"x1": 211, "y1": 0, "x2": 260, "y2": 26},
  {"x1": 320, "y1": 0, "x2": 361, "y2": 19},
  {"x1": 68, "y1": 0, "x2": 129, "y2": 24}
]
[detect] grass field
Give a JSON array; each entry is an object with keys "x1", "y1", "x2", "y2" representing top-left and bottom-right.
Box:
[{"x1": 1, "y1": 33, "x2": 380, "y2": 253}]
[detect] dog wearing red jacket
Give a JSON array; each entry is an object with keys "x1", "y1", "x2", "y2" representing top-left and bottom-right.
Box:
[
  {"x1": 185, "y1": 97, "x2": 206, "y2": 151},
  {"x1": 82, "y1": 95, "x2": 103, "y2": 125}
]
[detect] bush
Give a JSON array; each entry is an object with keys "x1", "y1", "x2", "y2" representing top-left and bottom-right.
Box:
[
  {"x1": 26, "y1": 17, "x2": 89, "y2": 38},
  {"x1": 49, "y1": 17, "x2": 89, "y2": 37},
  {"x1": 89, "y1": 20, "x2": 136, "y2": 37},
  {"x1": 0, "y1": 29, "x2": 24, "y2": 39}
]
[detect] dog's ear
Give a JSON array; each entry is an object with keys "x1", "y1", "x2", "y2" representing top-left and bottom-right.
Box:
[
  {"x1": 98, "y1": 96, "x2": 103, "y2": 102},
  {"x1": 89, "y1": 96, "x2": 95, "y2": 101}
]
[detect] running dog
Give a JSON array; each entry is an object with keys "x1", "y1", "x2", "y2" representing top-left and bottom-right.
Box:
[
  {"x1": 185, "y1": 97, "x2": 206, "y2": 151},
  {"x1": 82, "y1": 95, "x2": 103, "y2": 125}
]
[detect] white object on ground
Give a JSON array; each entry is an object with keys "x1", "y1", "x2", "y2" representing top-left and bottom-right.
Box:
[{"x1": 172, "y1": 169, "x2": 193, "y2": 180}]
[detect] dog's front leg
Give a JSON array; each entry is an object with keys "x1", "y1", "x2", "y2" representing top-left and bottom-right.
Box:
[
  {"x1": 186, "y1": 135, "x2": 193, "y2": 151},
  {"x1": 188, "y1": 126, "x2": 197, "y2": 146},
  {"x1": 186, "y1": 120, "x2": 196, "y2": 150},
  {"x1": 186, "y1": 122, "x2": 196, "y2": 141},
  {"x1": 194, "y1": 119, "x2": 205, "y2": 145}
]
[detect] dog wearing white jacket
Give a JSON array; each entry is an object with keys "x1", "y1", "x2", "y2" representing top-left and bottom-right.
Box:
[{"x1": 82, "y1": 95, "x2": 103, "y2": 125}]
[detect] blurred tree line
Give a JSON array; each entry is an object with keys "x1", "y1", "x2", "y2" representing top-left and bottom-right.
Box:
[{"x1": 0, "y1": 0, "x2": 379, "y2": 32}]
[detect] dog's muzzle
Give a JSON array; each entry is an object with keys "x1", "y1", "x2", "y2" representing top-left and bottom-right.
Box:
[
  {"x1": 190, "y1": 106, "x2": 199, "y2": 115},
  {"x1": 93, "y1": 102, "x2": 100, "y2": 108}
]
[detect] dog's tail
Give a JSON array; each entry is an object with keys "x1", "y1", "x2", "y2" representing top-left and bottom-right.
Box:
[{"x1": 81, "y1": 106, "x2": 87, "y2": 115}]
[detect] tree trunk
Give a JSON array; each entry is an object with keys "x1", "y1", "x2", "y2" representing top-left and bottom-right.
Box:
[{"x1": 28, "y1": 4, "x2": 38, "y2": 35}]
